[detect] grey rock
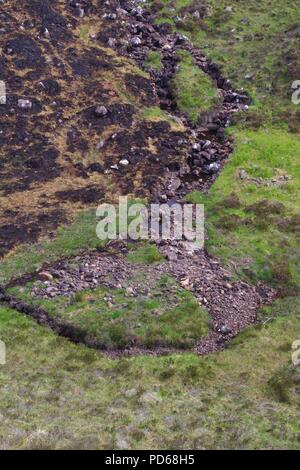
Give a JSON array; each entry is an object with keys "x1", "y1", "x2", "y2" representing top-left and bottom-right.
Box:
[
  {"x1": 192, "y1": 143, "x2": 201, "y2": 152},
  {"x1": 207, "y1": 162, "x2": 220, "y2": 174},
  {"x1": 219, "y1": 324, "x2": 232, "y2": 335},
  {"x1": 96, "y1": 140, "x2": 105, "y2": 150},
  {"x1": 107, "y1": 37, "x2": 116, "y2": 48},
  {"x1": 166, "y1": 251, "x2": 178, "y2": 262},
  {"x1": 18, "y1": 99, "x2": 32, "y2": 110},
  {"x1": 130, "y1": 36, "x2": 142, "y2": 47},
  {"x1": 43, "y1": 28, "x2": 51, "y2": 39},
  {"x1": 94, "y1": 105, "x2": 108, "y2": 117}
]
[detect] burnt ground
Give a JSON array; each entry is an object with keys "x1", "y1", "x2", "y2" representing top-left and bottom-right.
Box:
[
  {"x1": 0, "y1": 1, "x2": 274, "y2": 355},
  {"x1": 0, "y1": 0, "x2": 249, "y2": 258},
  {"x1": 0, "y1": 0, "x2": 191, "y2": 256}
]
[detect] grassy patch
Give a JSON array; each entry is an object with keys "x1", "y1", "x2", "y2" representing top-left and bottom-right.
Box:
[
  {"x1": 127, "y1": 243, "x2": 165, "y2": 264},
  {"x1": 187, "y1": 129, "x2": 300, "y2": 293},
  {"x1": 9, "y1": 275, "x2": 210, "y2": 349},
  {"x1": 149, "y1": 0, "x2": 300, "y2": 128},
  {"x1": 171, "y1": 50, "x2": 220, "y2": 123},
  {"x1": 0, "y1": 210, "x2": 103, "y2": 285},
  {"x1": 1, "y1": 296, "x2": 300, "y2": 449},
  {"x1": 144, "y1": 51, "x2": 163, "y2": 71},
  {"x1": 140, "y1": 106, "x2": 185, "y2": 131}
]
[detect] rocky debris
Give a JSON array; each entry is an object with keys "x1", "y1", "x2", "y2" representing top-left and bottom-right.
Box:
[
  {"x1": 95, "y1": 0, "x2": 251, "y2": 195},
  {"x1": 24, "y1": 247, "x2": 275, "y2": 356}
]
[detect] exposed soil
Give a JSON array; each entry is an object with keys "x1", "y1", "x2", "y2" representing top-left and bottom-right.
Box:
[{"x1": 0, "y1": 0, "x2": 276, "y2": 356}]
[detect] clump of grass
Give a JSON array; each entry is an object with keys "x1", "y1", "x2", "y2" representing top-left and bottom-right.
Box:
[
  {"x1": 144, "y1": 51, "x2": 163, "y2": 71},
  {"x1": 140, "y1": 106, "x2": 185, "y2": 130},
  {"x1": 268, "y1": 365, "x2": 300, "y2": 404},
  {"x1": 171, "y1": 50, "x2": 220, "y2": 123},
  {"x1": 127, "y1": 243, "x2": 165, "y2": 264}
]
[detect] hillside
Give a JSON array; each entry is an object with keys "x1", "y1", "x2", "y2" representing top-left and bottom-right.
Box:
[{"x1": 0, "y1": 0, "x2": 300, "y2": 450}]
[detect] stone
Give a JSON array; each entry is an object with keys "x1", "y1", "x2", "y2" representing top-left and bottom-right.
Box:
[
  {"x1": 119, "y1": 158, "x2": 129, "y2": 166},
  {"x1": 202, "y1": 140, "x2": 212, "y2": 149},
  {"x1": 18, "y1": 99, "x2": 32, "y2": 110},
  {"x1": 192, "y1": 143, "x2": 201, "y2": 152},
  {"x1": 107, "y1": 37, "x2": 116, "y2": 48},
  {"x1": 107, "y1": 13, "x2": 117, "y2": 20},
  {"x1": 166, "y1": 250, "x2": 178, "y2": 262},
  {"x1": 38, "y1": 271, "x2": 53, "y2": 282},
  {"x1": 238, "y1": 168, "x2": 248, "y2": 180},
  {"x1": 75, "y1": 7, "x2": 84, "y2": 18},
  {"x1": 126, "y1": 287, "x2": 135, "y2": 297},
  {"x1": 130, "y1": 36, "x2": 142, "y2": 47},
  {"x1": 219, "y1": 324, "x2": 232, "y2": 335},
  {"x1": 96, "y1": 140, "x2": 105, "y2": 150},
  {"x1": 94, "y1": 105, "x2": 108, "y2": 117},
  {"x1": 180, "y1": 278, "x2": 190, "y2": 288},
  {"x1": 225, "y1": 6, "x2": 233, "y2": 13},
  {"x1": 207, "y1": 162, "x2": 220, "y2": 174},
  {"x1": 43, "y1": 27, "x2": 51, "y2": 39}
]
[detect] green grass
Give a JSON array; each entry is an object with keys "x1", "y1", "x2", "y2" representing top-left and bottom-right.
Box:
[
  {"x1": 127, "y1": 243, "x2": 165, "y2": 264},
  {"x1": 144, "y1": 51, "x2": 163, "y2": 71},
  {"x1": 171, "y1": 50, "x2": 220, "y2": 123},
  {"x1": 1, "y1": 296, "x2": 300, "y2": 449},
  {"x1": 0, "y1": 200, "x2": 150, "y2": 284},
  {"x1": 0, "y1": 210, "x2": 103, "y2": 285},
  {"x1": 8, "y1": 275, "x2": 210, "y2": 349},
  {"x1": 149, "y1": 0, "x2": 300, "y2": 128},
  {"x1": 187, "y1": 129, "x2": 300, "y2": 293},
  {"x1": 140, "y1": 106, "x2": 185, "y2": 131}
]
